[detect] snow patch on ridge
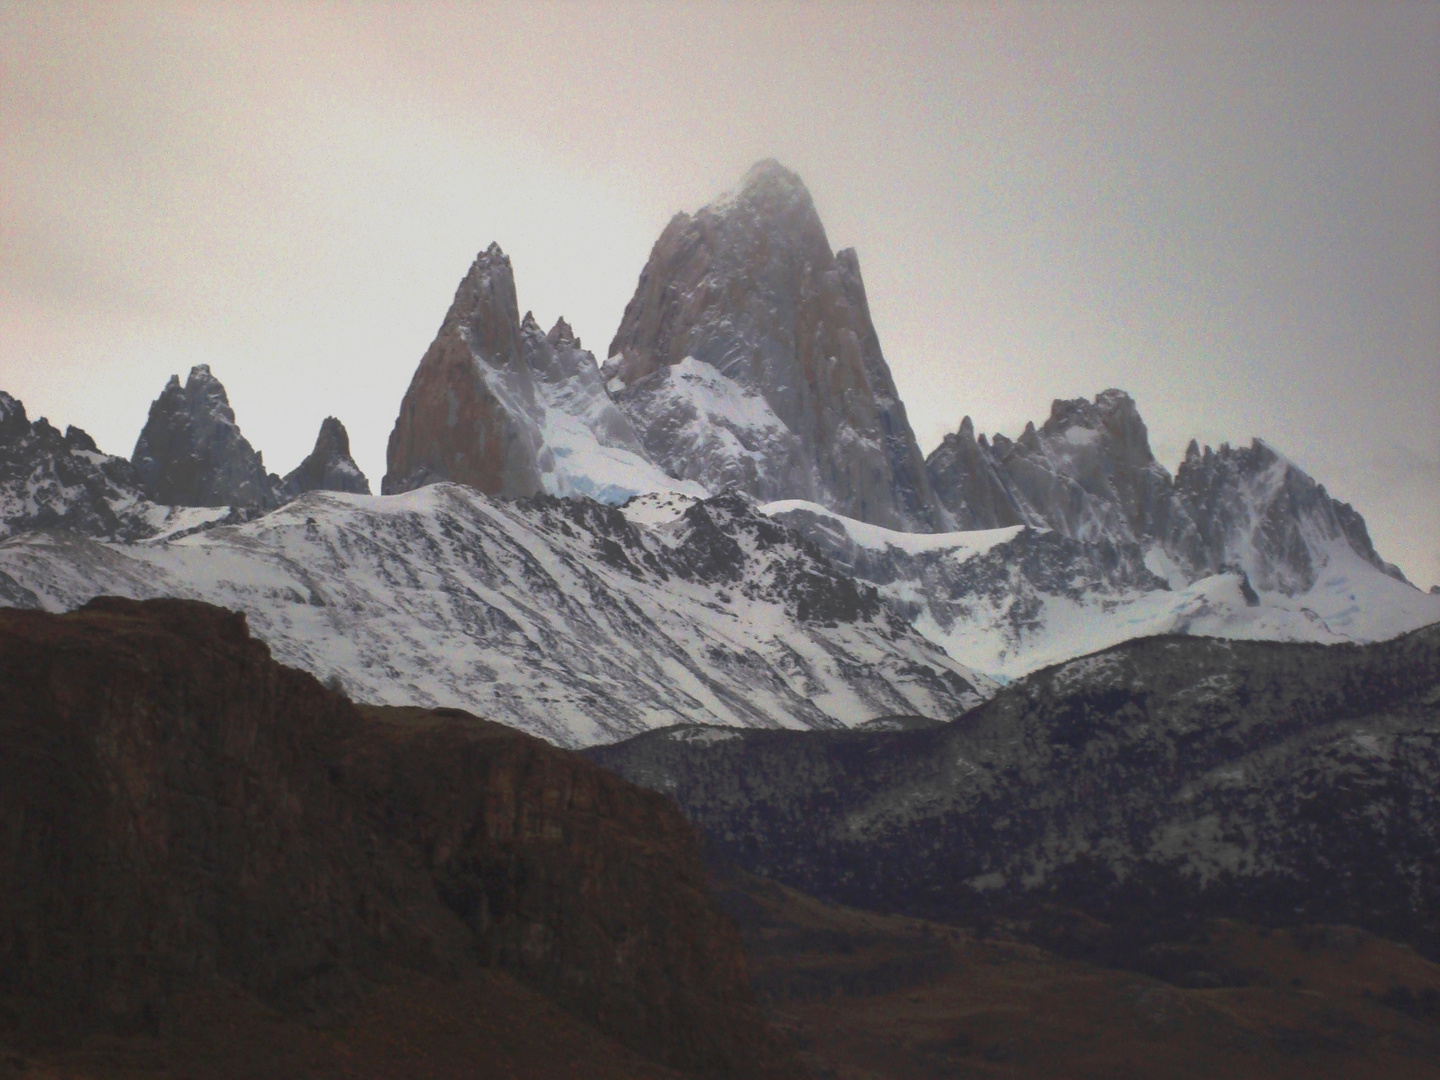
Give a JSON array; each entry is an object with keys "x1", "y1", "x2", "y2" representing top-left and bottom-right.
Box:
[{"x1": 762, "y1": 500, "x2": 1024, "y2": 558}]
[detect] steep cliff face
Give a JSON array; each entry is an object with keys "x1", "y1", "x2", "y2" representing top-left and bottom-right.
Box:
[
  {"x1": 131, "y1": 365, "x2": 283, "y2": 509},
  {"x1": 606, "y1": 160, "x2": 948, "y2": 532},
  {"x1": 281, "y1": 416, "x2": 370, "y2": 497},
  {"x1": 926, "y1": 390, "x2": 1404, "y2": 595},
  {"x1": 383, "y1": 244, "x2": 548, "y2": 498},
  {"x1": 0, "y1": 597, "x2": 801, "y2": 1076},
  {"x1": 928, "y1": 390, "x2": 1185, "y2": 544}
]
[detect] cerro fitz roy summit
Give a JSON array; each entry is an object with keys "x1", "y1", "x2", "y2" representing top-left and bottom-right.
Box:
[{"x1": 1, "y1": 159, "x2": 1436, "y2": 746}]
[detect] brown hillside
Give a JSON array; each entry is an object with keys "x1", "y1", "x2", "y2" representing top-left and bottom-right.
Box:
[{"x1": 0, "y1": 597, "x2": 801, "y2": 1078}]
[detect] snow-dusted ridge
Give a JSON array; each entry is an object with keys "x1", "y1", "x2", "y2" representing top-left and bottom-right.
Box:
[
  {"x1": 762, "y1": 499, "x2": 1440, "y2": 680},
  {"x1": 0, "y1": 485, "x2": 992, "y2": 747}
]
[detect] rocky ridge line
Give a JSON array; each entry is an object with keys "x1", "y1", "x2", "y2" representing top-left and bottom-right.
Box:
[{"x1": 926, "y1": 389, "x2": 1404, "y2": 594}]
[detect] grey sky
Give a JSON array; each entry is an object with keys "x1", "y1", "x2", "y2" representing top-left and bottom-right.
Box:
[{"x1": 3, "y1": 1, "x2": 1437, "y2": 586}]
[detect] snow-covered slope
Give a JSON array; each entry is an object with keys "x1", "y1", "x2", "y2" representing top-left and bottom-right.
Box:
[
  {"x1": 0, "y1": 486, "x2": 991, "y2": 746},
  {"x1": 605, "y1": 357, "x2": 802, "y2": 499},
  {"x1": 764, "y1": 499, "x2": 1440, "y2": 680}
]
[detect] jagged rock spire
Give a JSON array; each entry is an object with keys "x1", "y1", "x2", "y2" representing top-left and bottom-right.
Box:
[
  {"x1": 925, "y1": 389, "x2": 1404, "y2": 594},
  {"x1": 132, "y1": 365, "x2": 281, "y2": 509},
  {"x1": 382, "y1": 244, "x2": 547, "y2": 498},
  {"x1": 282, "y1": 417, "x2": 370, "y2": 498}
]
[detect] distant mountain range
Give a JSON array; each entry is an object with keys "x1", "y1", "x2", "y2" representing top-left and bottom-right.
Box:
[{"x1": 2, "y1": 161, "x2": 1436, "y2": 745}]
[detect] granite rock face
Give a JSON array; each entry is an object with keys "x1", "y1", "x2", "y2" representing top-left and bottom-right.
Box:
[
  {"x1": 382, "y1": 244, "x2": 548, "y2": 498},
  {"x1": 1168, "y1": 437, "x2": 1400, "y2": 594},
  {"x1": 132, "y1": 365, "x2": 283, "y2": 509},
  {"x1": 927, "y1": 390, "x2": 1181, "y2": 544},
  {"x1": 606, "y1": 160, "x2": 948, "y2": 532},
  {"x1": 0, "y1": 596, "x2": 802, "y2": 1076},
  {"x1": 1, "y1": 390, "x2": 157, "y2": 542},
  {"x1": 281, "y1": 416, "x2": 370, "y2": 498},
  {"x1": 926, "y1": 389, "x2": 1403, "y2": 594}
]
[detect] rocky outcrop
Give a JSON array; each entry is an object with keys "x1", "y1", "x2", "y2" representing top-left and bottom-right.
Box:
[
  {"x1": 928, "y1": 390, "x2": 1184, "y2": 543},
  {"x1": 1169, "y1": 437, "x2": 1402, "y2": 594},
  {"x1": 606, "y1": 160, "x2": 949, "y2": 532},
  {"x1": 1, "y1": 390, "x2": 158, "y2": 541},
  {"x1": 926, "y1": 389, "x2": 1404, "y2": 594},
  {"x1": 131, "y1": 364, "x2": 283, "y2": 509},
  {"x1": 591, "y1": 625, "x2": 1440, "y2": 961},
  {"x1": 382, "y1": 244, "x2": 548, "y2": 498},
  {"x1": 281, "y1": 416, "x2": 370, "y2": 498},
  {"x1": 0, "y1": 596, "x2": 801, "y2": 1076},
  {"x1": 924, "y1": 415, "x2": 1026, "y2": 531}
]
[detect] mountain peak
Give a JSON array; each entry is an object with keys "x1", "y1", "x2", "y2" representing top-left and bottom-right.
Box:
[
  {"x1": 731, "y1": 158, "x2": 812, "y2": 205},
  {"x1": 282, "y1": 416, "x2": 370, "y2": 498},
  {"x1": 547, "y1": 316, "x2": 577, "y2": 348},
  {"x1": 605, "y1": 161, "x2": 948, "y2": 531},
  {"x1": 132, "y1": 366, "x2": 281, "y2": 509},
  {"x1": 384, "y1": 242, "x2": 542, "y2": 498}
]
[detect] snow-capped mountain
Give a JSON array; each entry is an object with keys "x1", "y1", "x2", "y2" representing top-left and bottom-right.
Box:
[
  {"x1": 382, "y1": 242, "x2": 702, "y2": 505},
  {"x1": 3, "y1": 162, "x2": 1433, "y2": 742},
  {"x1": 133, "y1": 364, "x2": 286, "y2": 509},
  {"x1": 0, "y1": 484, "x2": 991, "y2": 746},
  {"x1": 605, "y1": 160, "x2": 948, "y2": 532},
  {"x1": 764, "y1": 496, "x2": 1440, "y2": 679},
  {"x1": 926, "y1": 389, "x2": 1402, "y2": 594},
  {"x1": 1, "y1": 389, "x2": 158, "y2": 542}
]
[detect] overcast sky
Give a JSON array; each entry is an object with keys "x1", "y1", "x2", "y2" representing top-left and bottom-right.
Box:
[{"x1": 3, "y1": 1, "x2": 1437, "y2": 586}]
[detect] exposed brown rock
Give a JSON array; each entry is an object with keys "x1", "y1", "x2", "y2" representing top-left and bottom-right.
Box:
[
  {"x1": 382, "y1": 244, "x2": 547, "y2": 498},
  {"x1": 0, "y1": 597, "x2": 801, "y2": 1077}
]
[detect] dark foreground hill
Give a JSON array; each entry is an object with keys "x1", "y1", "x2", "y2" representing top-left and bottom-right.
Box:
[
  {"x1": 590, "y1": 626, "x2": 1440, "y2": 966},
  {"x1": 0, "y1": 597, "x2": 801, "y2": 1078}
]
